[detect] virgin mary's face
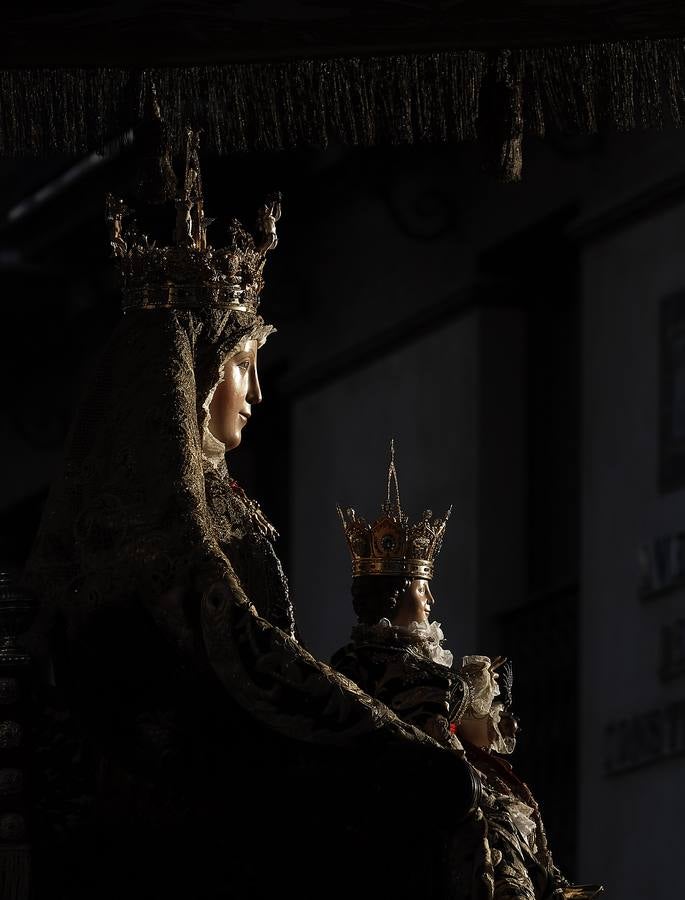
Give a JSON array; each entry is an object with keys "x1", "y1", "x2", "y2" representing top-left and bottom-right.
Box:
[{"x1": 208, "y1": 339, "x2": 262, "y2": 450}]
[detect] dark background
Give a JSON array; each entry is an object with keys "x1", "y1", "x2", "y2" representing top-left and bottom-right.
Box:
[{"x1": 3, "y1": 9, "x2": 685, "y2": 892}]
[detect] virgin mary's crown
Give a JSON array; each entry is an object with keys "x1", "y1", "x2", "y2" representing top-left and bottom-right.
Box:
[
  {"x1": 107, "y1": 128, "x2": 281, "y2": 313},
  {"x1": 338, "y1": 442, "x2": 451, "y2": 580}
]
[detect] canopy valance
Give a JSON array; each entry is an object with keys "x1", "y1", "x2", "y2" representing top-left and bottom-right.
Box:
[{"x1": 5, "y1": 3, "x2": 685, "y2": 179}]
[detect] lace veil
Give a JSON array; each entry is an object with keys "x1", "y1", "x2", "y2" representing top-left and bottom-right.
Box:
[{"x1": 25, "y1": 305, "x2": 269, "y2": 642}]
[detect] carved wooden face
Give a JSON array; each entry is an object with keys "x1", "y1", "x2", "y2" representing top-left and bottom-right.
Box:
[
  {"x1": 390, "y1": 577, "x2": 434, "y2": 626},
  {"x1": 208, "y1": 339, "x2": 262, "y2": 450}
]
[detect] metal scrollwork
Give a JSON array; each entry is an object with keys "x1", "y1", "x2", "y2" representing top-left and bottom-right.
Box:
[
  {"x1": 0, "y1": 813, "x2": 26, "y2": 842},
  {"x1": 0, "y1": 768, "x2": 23, "y2": 797},
  {"x1": 0, "y1": 721, "x2": 22, "y2": 749},
  {"x1": 0, "y1": 678, "x2": 18, "y2": 705}
]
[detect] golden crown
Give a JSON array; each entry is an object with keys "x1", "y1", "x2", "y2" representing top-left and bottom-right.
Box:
[
  {"x1": 106, "y1": 128, "x2": 281, "y2": 313},
  {"x1": 338, "y1": 441, "x2": 451, "y2": 580}
]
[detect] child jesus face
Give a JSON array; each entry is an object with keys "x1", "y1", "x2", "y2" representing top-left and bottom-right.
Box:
[{"x1": 391, "y1": 578, "x2": 434, "y2": 626}]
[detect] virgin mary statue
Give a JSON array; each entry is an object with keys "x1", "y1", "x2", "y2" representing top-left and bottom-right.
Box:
[{"x1": 23, "y1": 135, "x2": 481, "y2": 900}]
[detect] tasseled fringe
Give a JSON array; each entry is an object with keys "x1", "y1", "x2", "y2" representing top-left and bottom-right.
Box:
[
  {"x1": 0, "y1": 846, "x2": 30, "y2": 900},
  {"x1": 1, "y1": 39, "x2": 685, "y2": 180}
]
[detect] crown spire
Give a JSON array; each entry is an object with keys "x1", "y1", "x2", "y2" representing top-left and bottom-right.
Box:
[
  {"x1": 107, "y1": 129, "x2": 282, "y2": 313},
  {"x1": 385, "y1": 439, "x2": 403, "y2": 520},
  {"x1": 338, "y1": 442, "x2": 451, "y2": 580}
]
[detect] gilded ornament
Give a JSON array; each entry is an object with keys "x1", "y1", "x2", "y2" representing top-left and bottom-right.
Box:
[
  {"x1": 107, "y1": 128, "x2": 281, "y2": 314},
  {"x1": 338, "y1": 441, "x2": 451, "y2": 580},
  {"x1": 0, "y1": 768, "x2": 23, "y2": 797},
  {"x1": 0, "y1": 721, "x2": 22, "y2": 750},
  {"x1": 0, "y1": 679, "x2": 18, "y2": 705},
  {"x1": 0, "y1": 812, "x2": 26, "y2": 842}
]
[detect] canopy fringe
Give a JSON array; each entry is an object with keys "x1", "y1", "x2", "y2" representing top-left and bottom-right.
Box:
[{"x1": 2, "y1": 40, "x2": 685, "y2": 180}]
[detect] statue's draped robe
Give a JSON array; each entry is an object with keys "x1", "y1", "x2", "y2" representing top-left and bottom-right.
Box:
[
  {"x1": 331, "y1": 628, "x2": 568, "y2": 900},
  {"x1": 461, "y1": 744, "x2": 568, "y2": 900},
  {"x1": 24, "y1": 307, "x2": 477, "y2": 900}
]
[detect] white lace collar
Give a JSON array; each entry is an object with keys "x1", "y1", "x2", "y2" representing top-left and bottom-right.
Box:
[
  {"x1": 353, "y1": 618, "x2": 454, "y2": 669},
  {"x1": 200, "y1": 370, "x2": 227, "y2": 470},
  {"x1": 201, "y1": 423, "x2": 227, "y2": 469}
]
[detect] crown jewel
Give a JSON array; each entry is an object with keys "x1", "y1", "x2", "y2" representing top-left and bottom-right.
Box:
[
  {"x1": 338, "y1": 441, "x2": 452, "y2": 580},
  {"x1": 107, "y1": 128, "x2": 281, "y2": 313}
]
